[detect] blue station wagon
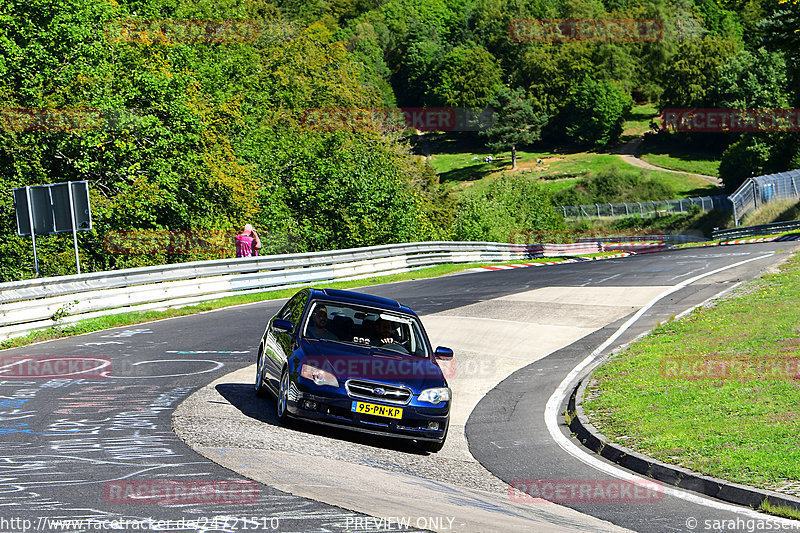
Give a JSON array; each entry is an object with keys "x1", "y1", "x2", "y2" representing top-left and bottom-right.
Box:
[{"x1": 255, "y1": 288, "x2": 453, "y2": 452}]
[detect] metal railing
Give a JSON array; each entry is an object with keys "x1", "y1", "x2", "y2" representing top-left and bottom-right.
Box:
[
  {"x1": 712, "y1": 219, "x2": 800, "y2": 240},
  {"x1": 730, "y1": 169, "x2": 800, "y2": 226},
  {"x1": 0, "y1": 241, "x2": 571, "y2": 342},
  {"x1": 560, "y1": 195, "x2": 731, "y2": 220}
]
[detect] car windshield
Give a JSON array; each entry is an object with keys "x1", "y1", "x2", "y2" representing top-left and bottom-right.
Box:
[{"x1": 302, "y1": 300, "x2": 429, "y2": 357}]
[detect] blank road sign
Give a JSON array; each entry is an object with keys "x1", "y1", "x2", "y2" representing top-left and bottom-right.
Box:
[{"x1": 13, "y1": 181, "x2": 92, "y2": 236}]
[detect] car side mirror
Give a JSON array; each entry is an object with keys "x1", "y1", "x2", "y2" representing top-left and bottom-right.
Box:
[
  {"x1": 272, "y1": 319, "x2": 294, "y2": 334},
  {"x1": 434, "y1": 346, "x2": 453, "y2": 359}
]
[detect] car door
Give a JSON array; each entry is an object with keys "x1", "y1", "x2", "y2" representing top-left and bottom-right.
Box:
[{"x1": 263, "y1": 290, "x2": 309, "y2": 390}]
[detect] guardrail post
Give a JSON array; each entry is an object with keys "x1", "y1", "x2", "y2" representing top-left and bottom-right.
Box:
[
  {"x1": 753, "y1": 180, "x2": 759, "y2": 209},
  {"x1": 596, "y1": 204, "x2": 600, "y2": 218}
]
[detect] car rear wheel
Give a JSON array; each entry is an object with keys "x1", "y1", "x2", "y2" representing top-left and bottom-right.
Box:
[
  {"x1": 254, "y1": 347, "x2": 267, "y2": 397},
  {"x1": 276, "y1": 370, "x2": 290, "y2": 423}
]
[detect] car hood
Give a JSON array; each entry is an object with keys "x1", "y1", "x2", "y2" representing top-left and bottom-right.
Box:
[{"x1": 300, "y1": 339, "x2": 447, "y2": 388}]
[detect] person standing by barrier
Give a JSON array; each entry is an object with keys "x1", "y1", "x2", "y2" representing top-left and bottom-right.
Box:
[{"x1": 235, "y1": 224, "x2": 262, "y2": 257}]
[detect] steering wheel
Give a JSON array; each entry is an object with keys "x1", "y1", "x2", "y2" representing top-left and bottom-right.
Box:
[{"x1": 381, "y1": 341, "x2": 410, "y2": 354}]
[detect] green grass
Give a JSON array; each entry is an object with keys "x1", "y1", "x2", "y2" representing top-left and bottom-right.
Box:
[
  {"x1": 760, "y1": 499, "x2": 800, "y2": 520},
  {"x1": 638, "y1": 152, "x2": 721, "y2": 178},
  {"x1": 0, "y1": 255, "x2": 593, "y2": 351},
  {"x1": 638, "y1": 135, "x2": 722, "y2": 177},
  {"x1": 621, "y1": 103, "x2": 659, "y2": 139},
  {"x1": 742, "y1": 199, "x2": 800, "y2": 227},
  {"x1": 583, "y1": 252, "x2": 800, "y2": 491}
]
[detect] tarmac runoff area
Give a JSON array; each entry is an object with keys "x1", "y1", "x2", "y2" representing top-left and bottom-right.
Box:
[{"x1": 172, "y1": 284, "x2": 672, "y2": 532}]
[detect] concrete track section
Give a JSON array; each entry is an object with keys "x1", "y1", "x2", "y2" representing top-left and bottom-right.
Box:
[{"x1": 173, "y1": 244, "x2": 795, "y2": 532}]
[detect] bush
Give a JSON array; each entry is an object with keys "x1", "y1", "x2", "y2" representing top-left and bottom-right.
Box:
[
  {"x1": 452, "y1": 175, "x2": 563, "y2": 242},
  {"x1": 719, "y1": 136, "x2": 774, "y2": 192},
  {"x1": 553, "y1": 166, "x2": 674, "y2": 206}
]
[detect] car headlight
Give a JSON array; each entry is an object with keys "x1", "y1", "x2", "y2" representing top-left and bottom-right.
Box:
[
  {"x1": 300, "y1": 364, "x2": 339, "y2": 387},
  {"x1": 418, "y1": 387, "x2": 451, "y2": 405}
]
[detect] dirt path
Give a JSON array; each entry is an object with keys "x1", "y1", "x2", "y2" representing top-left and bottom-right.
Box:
[{"x1": 615, "y1": 135, "x2": 723, "y2": 189}]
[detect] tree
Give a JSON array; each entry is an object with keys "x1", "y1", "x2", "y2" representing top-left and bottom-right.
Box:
[
  {"x1": 659, "y1": 35, "x2": 738, "y2": 109},
  {"x1": 707, "y1": 48, "x2": 790, "y2": 109},
  {"x1": 481, "y1": 87, "x2": 547, "y2": 169},
  {"x1": 558, "y1": 79, "x2": 632, "y2": 148},
  {"x1": 430, "y1": 44, "x2": 503, "y2": 108}
]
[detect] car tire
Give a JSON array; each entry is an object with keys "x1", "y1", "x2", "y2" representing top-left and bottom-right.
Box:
[
  {"x1": 423, "y1": 438, "x2": 446, "y2": 453},
  {"x1": 276, "y1": 370, "x2": 290, "y2": 423},
  {"x1": 255, "y1": 346, "x2": 267, "y2": 397},
  {"x1": 422, "y1": 424, "x2": 448, "y2": 453}
]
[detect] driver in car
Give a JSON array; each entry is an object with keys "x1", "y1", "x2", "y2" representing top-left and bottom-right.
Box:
[{"x1": 307, "y1": 306, "x2": 339, "y2": 341}]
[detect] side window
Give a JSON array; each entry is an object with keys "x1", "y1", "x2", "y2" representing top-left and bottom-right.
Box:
[
  {"x1": 278, "y1": 291, "x2": 309, "y2": 324},
  {"x1": 288, "y1": 291, "x2": 310, "y2": 327},
  {"x1": 277, "y1": 301, "x2": 292, "y2": 321}
]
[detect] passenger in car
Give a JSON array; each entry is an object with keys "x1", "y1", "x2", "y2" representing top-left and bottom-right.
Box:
[{"x1": 371, "y1": 318, "x2": 399, "y2": 346}]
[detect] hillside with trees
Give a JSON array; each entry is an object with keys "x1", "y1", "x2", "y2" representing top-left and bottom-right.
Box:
[{"x1": 1, "y1": 0, "x2": 798, "y2": 280}]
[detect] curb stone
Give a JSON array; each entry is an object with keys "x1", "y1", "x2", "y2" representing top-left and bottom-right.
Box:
[{"x1": 568, "y1": 377, "x2": 800, "y2": 514}]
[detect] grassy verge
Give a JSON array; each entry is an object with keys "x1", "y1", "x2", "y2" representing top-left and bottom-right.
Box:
[
  {"x1": 638, "y1": 134, "x2": 722, "y2": 177},
  {"x1": 583, "y1": 252, "x2": 800, "y2": 494},
  {"x1": 1, "y1": 255, "x2": 597, "y2": 351},
  {"x1": 742, "y1": 199, "x2": 800, "y2": 227},
  {"x1": 638, "y1": 151, "x2": 721, "y2": 178}
]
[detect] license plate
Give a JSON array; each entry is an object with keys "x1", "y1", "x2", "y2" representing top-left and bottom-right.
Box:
[{"x1": 351, "y1": 401, "x2": 403, "y2": 419}]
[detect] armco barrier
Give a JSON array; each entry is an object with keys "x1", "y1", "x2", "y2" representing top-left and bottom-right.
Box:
[
  {"x1": 712, "y1": 219, "x2": 800, "y2": 240},
  {"x1": 0, "y1": 239, "x2": 686, "y2": 342},
  {"x1": 0, "y1": 241, "x2": 563, "y2": 342}
]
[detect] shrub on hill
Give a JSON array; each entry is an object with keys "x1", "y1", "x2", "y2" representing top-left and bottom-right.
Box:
[
  {"x1": 452, "y1": 175, "x2": 562, "y2": 243},
  {"x1": 553, "y1": 166, "x2": 674, "y2": 206}
]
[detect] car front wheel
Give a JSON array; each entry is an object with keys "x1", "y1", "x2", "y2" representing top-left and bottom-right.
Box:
[
  {"x1": 255, "y1": 346, "x2": 269, "y2": 397},
  {"x1": 422, "y1": 424, "x2": 448, "y2": 453}
]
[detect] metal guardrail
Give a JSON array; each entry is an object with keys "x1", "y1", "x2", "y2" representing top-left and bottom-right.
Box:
[
  {"x1": 0, "y1": 241, "x2": 575, "y2": 342},
  {"x1": 730, "y1": 169, "x2": 800, "y2": 226},
  {"x1": 577, "y1": 234, "x2": 706, "y2": 243},
  {"x1": 560, "y1": 196, "x2": 731, "y2": 220},
  {"x1": 711, "y1": 220, "x2": 800, "y2": 240}
]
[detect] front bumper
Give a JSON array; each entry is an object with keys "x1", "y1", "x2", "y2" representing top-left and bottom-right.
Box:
[{"x1": 286, "y1": 385, "x2": 449, "y2": 442}]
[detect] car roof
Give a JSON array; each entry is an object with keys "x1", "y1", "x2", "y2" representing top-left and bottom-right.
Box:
[{"x1": 309, "y1": 288, "x2": 414, "y2": 315}]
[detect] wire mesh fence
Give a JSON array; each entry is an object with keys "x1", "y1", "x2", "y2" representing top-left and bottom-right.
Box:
[
  {"x1": 729, "y1": 169, "x2": 800, "y2": 226},
  {"x1": 560, "y1": 195, "x2": 731, "y2": 220}
]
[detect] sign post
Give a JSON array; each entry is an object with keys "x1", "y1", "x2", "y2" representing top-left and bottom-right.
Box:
[
  {"x1": 12, "y1": 181, "x2": 92, "y2": 275},
  {"x1": 25, "y1": 187, "x2": 40, "y2": 277}
]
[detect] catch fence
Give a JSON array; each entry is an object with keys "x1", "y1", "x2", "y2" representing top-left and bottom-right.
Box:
[
  {"x1": 729, "y1": 170, "x2": 800, "y2": 226},
  {"x1": 560, "y1": 195, "x2": 731, "y2": 220}
]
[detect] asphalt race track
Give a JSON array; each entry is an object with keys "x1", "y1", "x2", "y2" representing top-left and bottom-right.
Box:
[{"x1": 1, "y1": 243, "x2": 798, "y2": 533}]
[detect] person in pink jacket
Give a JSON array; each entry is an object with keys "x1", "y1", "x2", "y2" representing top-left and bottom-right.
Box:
[{"x1": 235, "y1": 224, "x2": 261, "y2": 257}]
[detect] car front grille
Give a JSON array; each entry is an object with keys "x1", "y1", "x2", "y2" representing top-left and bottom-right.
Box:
[{"x1": 345, "y1": 379, "x2": 412, "y2": 405}]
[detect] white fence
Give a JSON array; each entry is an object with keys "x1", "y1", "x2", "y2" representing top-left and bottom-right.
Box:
[{"x1": 0, "y1": 241, "x2": 609, "y2": 342}]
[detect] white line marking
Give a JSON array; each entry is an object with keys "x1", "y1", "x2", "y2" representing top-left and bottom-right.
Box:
[{"x1": 544, "y1": 252, "x2": 800, "y2": 521}]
